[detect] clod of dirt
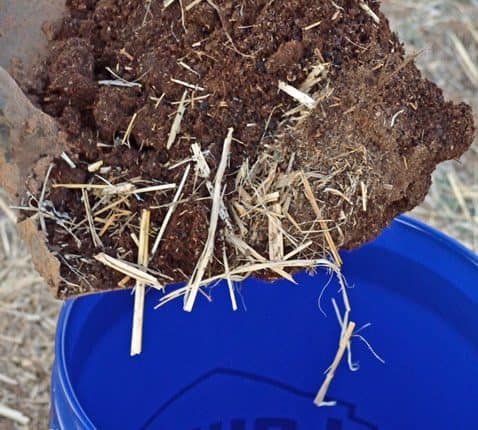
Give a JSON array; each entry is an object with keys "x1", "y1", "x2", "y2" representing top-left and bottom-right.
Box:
[
  {"x1": 0, "y1": 67, "x2": 64, "y2": 294},
  {"x1": 11, "y1": 0, "x2": 474, "y2": 298}
]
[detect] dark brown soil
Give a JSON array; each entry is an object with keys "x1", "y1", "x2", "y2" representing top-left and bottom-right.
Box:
[{"x1": 25, "y1": 0, "x2": 474, "y2": 298}]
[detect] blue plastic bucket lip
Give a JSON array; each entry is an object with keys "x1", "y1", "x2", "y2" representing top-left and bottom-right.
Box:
[
  {"x1": 53, "y1": 215, "x2": 478, "y2": 427},
  {"x1": 55, "y1": 301, "x2": 96, "y2": 429}
]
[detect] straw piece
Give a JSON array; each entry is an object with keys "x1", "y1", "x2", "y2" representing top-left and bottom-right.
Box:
[
  {"x1": 278, "y1": 81, "x2": 317, "y2": 109},
  {"x1": 447, "y1": 170, "x2": 472, "y2": 220},
  {"x1": 268, "y1": 202, "x2": 284, "y2": 260},
  {"x1": 38, "y1": 164, "x2": 54, "y2": 235},
  {"x1": 53, "y1": 183, "x2": 135, "y2": 194},
  {"x1": 131, "y1": 209, "x2": 150, "y2": 356},
  {"x1": 0, "y1": 373, "x2": 17, "y2": 386},
  {"x1": 314, "y1": 321, "x2": 356, "y2": 406},
  {"x1": 164, "y1": 0, "x2": 176, "y2": 9},
  {"x1": 360, "y1": 181, "x2": 368, "y2": 212},
  {"x1": 303, "y1": 20, "x2": 322, "y2": 31},
  {"x1": 156, "y1": 257, "x2": 337, "y2": 309},
  {"x1": 99, "y1": 67, "x2": 142, "y2": 88},
  {"x1": 283, "y1": 240, "x2": 313, "y2": 260},
  {"x1": 448, "y1": 32, "x2": 478, "y2": 87},
  {"x1": 332, "y1": 298, "x2": 358, "y2": 372},
  {"x1": 0, "y1": 403, "x2": 29, "y2": 426},
  {"x1": 82, "y1": 189, "x2": 103, "y2": 248},
  {"x1": 300, "y1": 172, "x2": 342, "y2": 266},
  {"x1": 0, "y1": 197, "x2": 17, "y2": 224},
  {"x1": 227, "y1": 233, "x2": 295, "y2": 283},
  {"x1": 185, "y1": 0, "x2": 202, "y2": 11},
  {"x1": 98, "y1": 79, "x2": 141, "y2": 88},
  {"x1": 300, "y1": 62, "x2": 329, "y2": 92},
  {"x1": 94, "y1": 253, "x2": 162, "y2": 288},
  {"x1": 94, "y1": 196, "x2": 130, "y2": 217},
  {"x1": 151, "y1": 163, "x2": 191, "y2": 257},
  {"x1": 359, "y1": 1, "x2": 380, "y2": 24},
  {"x1": 191, "y1": 143, "x2": 232, "y2": 229},
  {"x1": 171, "y1": 78, "x2": 205, "y2": 92},
  {"x1": 121, "y1": 112, "x2": 138, "y2": 147},
  {"x1": 118, "y1": 276, "x2": 131, "y2": 288},
  {"x1": 223, "y1": 246, "x2": 238, "y2": 311},
  {"x1": 61, "y1": 152, "x2": 76, "y2": 168},
  {"x1": 184, "y1": 128, "x2": 233, "y2": 312},
  {"x1": 133, "y1": 184, "x2": 177, "y2": 194},
  {"x1": 167, "y1": 90, "x2": 188, "y2": 150},
  {"x1": 191, "y1": 143, "x2": 211, "y2": 178},
  {"x1": 88, "y1": 160, "x2": 103, "y2": 173}
]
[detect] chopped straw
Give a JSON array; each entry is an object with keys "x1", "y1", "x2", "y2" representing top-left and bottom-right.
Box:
[
  {"x1": 99, "y1": 67, "x2": 142, "y2": 88},
  {"x1": 360, "y1": 181, "x2": 368, "y2": 212},
  {"x1": 0, "y1": 403, "x2": 30, "y2": 426},
  {"x1": 0, "y1": 197, "x2": 17, "y2": 224},
  {"x1": 303, "y1": 20, "x2": 322, "y2": 31},
  {"x1": 167, "y1": 90, "x2": 188, "y2": 150},
  {"x1": 184, "y1": 128, "x2": 233, "y2": 312},
  {"x1": 223, "y1": 246, "x2": 238, "y2": 311},
  {"x1": 171, "y1": 78, "x2": 205, "y2": 92},
  {"x1": 268, "y1": 202, "x2": 284, "y2": 260},
  {"x1": 227, "y1": 233, "x2": 295, "y2": 283},
  {"x1": 94, "y1": 253, "x2": 162, "y2": 289},
  {"x1": 191, "y1": 142, "x2": 232, "y2": 229},
  {"x1": 38, "y1": 164, "x2": 54, "y2": 235},
  {"x1": 131, "y1": 209, "x2": 150, "y2": 356},
  {"x1": 163, "y1": 0, "x2": 176, "y2": 8},
  {"x1": 314, "y1": 321, "x2": 356, "y2": 406},
  {"x1": 278, "y1": 81, "x2": 317, "y2": 109},
  {"x1": 122, "y1": 112, "x2": 138, "y2": 147},
  {"x1": 151, "y1": 163, "x2": 191, "y2": 257},
  {"x1": 185, "y1": 0, "x2": 202, "y2": 11},
  {"x1": 300, "y1": 172, "x2": 342, "y2": 266},
  {"x1": 448, "y1": 32, "x2": 478, "y2": 87},
  {"x1": 54, "y1": 182, "x2": 175, "y2": 196},
  {"x1": 88, "y1": 160, "x2": 103, "y2": 173},
  {"x1": 359, "y1": 1, "x2": 380, "y2": 24},
  {"x1": 155, "y1": 257, "x2": 340, "y2": 309},
  {"x1": 82, "y1": 189, "x2": 103, "y2": 248},
  {"x1": 61, "y1": 152, "x2": 76, "y2": 168}
]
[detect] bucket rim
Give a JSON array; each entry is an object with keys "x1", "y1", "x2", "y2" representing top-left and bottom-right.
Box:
[{"x1": 53, "y1": 215, "x2": 478, "y2": 427}]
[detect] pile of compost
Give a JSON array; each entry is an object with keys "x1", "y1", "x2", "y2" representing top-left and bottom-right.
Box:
[{"x1": 8, "y1": 0, "x2": 474, "y2": 300}]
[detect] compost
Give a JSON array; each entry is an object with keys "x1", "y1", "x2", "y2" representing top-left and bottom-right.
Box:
[{"x1": 18, "y1": 0, "x2": 474, "y2": 298}]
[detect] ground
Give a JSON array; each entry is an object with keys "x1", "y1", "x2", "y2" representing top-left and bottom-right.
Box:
[{"x1": 0, "y1": 1, "x2": 477, "y2": 428}]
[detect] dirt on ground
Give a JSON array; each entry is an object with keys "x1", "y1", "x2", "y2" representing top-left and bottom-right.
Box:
[{"x1": 13, "y1": 0, "x2": 474, "y2": 298}]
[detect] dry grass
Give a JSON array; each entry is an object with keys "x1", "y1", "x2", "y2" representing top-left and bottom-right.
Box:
[
  {"x1": 0, "y1": 192, "x2": 60, "y2": 430},
  {"x1": 0, "y1": 1, "x2": 477, "y2": 428}
]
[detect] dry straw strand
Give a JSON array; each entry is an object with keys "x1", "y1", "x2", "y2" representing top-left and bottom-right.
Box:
[
  {"x1": 131, "y1": 209, "x2": 151, "y2": 356},
  {"x1": 184, "y1": 128, "x2": 233, "y2": 312},
  {"x1": 314, "y1": 321, "x2": 356, "y2": 406}
]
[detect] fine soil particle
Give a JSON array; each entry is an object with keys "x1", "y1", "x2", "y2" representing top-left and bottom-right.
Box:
[{"x1": 26, "y1": 0, "x2": 474, "y2": 298}]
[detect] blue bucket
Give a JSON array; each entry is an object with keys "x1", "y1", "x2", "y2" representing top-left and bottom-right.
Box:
[{"x1": 50, "y1": 216, "x2": 478, "y2": 430}]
